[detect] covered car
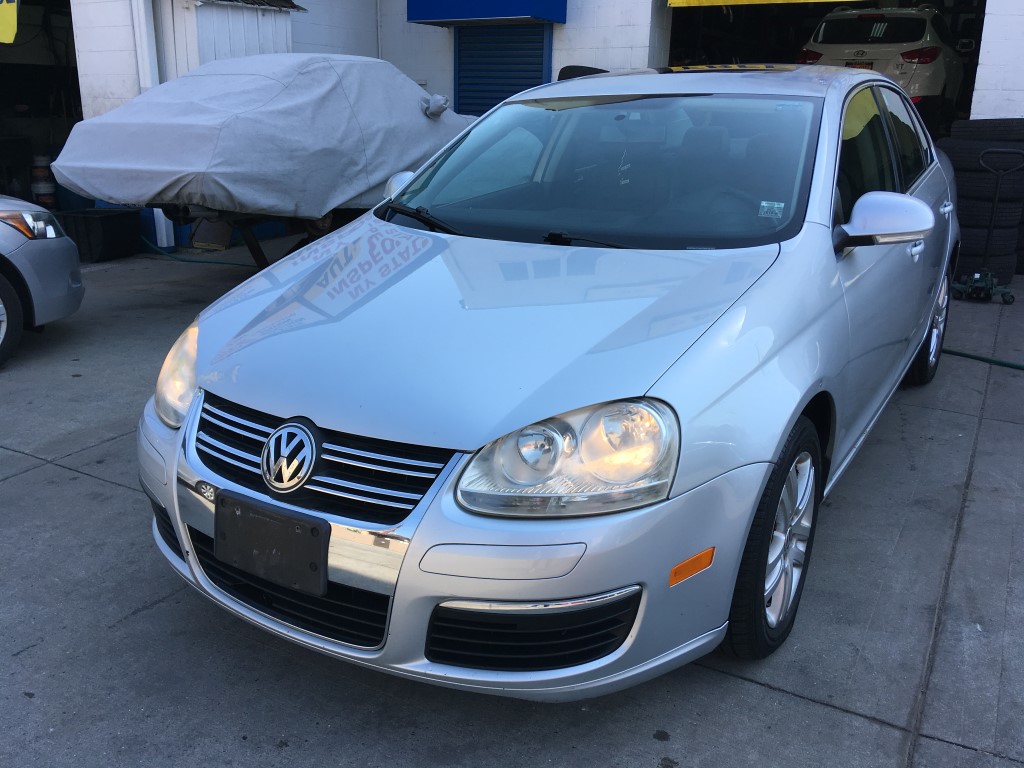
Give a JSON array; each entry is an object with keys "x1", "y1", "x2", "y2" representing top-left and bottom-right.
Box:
[{"x1": 52, "y1": 54, "x2": 474, "y2": 220}]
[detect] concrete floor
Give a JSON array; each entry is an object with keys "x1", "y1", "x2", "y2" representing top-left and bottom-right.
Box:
[{"x1": 1, "y1": 252, "x2": 1021, "y2": 768}]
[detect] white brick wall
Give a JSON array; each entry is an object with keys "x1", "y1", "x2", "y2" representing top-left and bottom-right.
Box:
[
  {"x1": 970, "y1": 0, "x2": 1024, "y2": 119},
  {"x1": 70, "y1": 0, "x2": 142, "y2": 118}
]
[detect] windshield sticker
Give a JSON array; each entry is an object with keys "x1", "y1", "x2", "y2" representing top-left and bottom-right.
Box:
[{"x1": 759, "y1": 201, "x2": 785, "y2": 220}]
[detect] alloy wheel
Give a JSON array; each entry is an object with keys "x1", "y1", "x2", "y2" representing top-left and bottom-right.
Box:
[
  {"x1": 928, "y1": 275, "x2": 949, "y2": 368},
  {"x1": 764, "y1": 451, "x2": 815, "y2": 629}
]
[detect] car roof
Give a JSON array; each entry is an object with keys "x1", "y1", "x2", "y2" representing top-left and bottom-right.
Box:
[{"x1": 507, "y1": 65, "x2": 882, "y2": 102}]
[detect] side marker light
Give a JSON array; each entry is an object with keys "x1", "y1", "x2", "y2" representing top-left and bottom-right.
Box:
[{"x1": 669, "y1": 547, "x2": 715, "y2": 587}]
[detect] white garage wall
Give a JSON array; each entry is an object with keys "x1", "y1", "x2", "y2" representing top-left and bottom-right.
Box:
[
  {"x1": 552, "y1": 0, "x2": 671, "y2": 75},
  {"x1": 196, "y1": 4, "x2": 291, "y2": 64},
  {"x1": 971, "y1": 0, "x2": 1024, "y2": 119},
  {"x1": 69, "y1": 0, "x2": 142, "y2": 118},
  {"x1": 292, "y1": 0, "x2": 378, "y2": 58},
  {"x1": 378, "y1": 0, "x2": 453, "y2": 98}
]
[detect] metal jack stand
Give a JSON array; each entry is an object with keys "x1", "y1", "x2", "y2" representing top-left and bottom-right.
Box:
[{"x1": 951, "y1": 148, "x2": 1023, "y2": 305}]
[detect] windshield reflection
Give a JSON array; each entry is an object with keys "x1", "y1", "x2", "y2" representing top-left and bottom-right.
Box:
[{"x1": 387, "y1": 94, "x2": 821, "y2": 250}]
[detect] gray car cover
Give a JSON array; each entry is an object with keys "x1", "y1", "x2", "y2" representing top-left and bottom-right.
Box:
[{"x1": 52, "y1": 54, "x2": 475, "y2": 219}]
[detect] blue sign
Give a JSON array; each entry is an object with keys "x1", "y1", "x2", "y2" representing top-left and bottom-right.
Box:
[{"x1": 407, "y1": 0, "x2": 566, "y2": 25}]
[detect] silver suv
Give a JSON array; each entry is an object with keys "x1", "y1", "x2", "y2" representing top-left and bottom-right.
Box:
[{"x1": 798, "y1": 5, "x2": 967, "y2": 130}]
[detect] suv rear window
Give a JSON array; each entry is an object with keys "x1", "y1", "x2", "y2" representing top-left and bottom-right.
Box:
[{"x1": 813, "y1": 16, "x2": 927, "y2": 45}]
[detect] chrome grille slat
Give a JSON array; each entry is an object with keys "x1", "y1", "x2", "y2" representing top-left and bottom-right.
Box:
[
  {"x1": 203, "y1": 403, "x2": 274, "y2": 438},
  {"x1": 196, "y1": 443, "x2": 262, "y2": 475},
  {"x1": 196, "y1": 431, "x2": 261, "y2": 465},
  {"x1": 304, "y1": 484, "x2": 417, "y2": 510},
  {"x1": 320, "y1": 453, "x2": 438, "y2": 479},
  {"x1": 193, "y1": 392, "x2": 457, "y2": 526},
  {"x1": 309, "y1": 474, "x2": 422, "y2": 501},
  {"x1": 321, "y1": 442, "x2": 446, "y2": 470}
]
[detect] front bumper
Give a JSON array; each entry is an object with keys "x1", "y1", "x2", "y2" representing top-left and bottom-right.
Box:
[{"x1": 139, "y1": 395, "x2": 770, "y2": 701}]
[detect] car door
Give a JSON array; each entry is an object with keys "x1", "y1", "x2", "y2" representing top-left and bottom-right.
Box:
[
  {"x1": 833, "y1": 86, "x2": 922, "y2": 456},
  {"x1": 876, "y1": 85, "x2": 951, "y2": 361}
]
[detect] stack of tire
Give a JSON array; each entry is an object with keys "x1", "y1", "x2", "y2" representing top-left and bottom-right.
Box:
[{"x1": 937, "y1": 118, "x2": 1024, "y2": 285}]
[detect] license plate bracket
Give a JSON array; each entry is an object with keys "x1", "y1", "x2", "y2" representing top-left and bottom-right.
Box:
[{"x1": 214, "y1": 492, "x2": 330, "y2": 596}]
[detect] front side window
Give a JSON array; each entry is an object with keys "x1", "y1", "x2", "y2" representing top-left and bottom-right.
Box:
[
  {"x1": 877, "y1": 87, "x2": 931, "y2": 191},
  {"x1": 836, "y1": 88, "x2": 897, "y2": 224},
  {"x1": 386, "y1": 94, "x2": 822, "y2": 250}
]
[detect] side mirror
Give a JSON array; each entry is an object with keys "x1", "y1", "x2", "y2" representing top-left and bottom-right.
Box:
[
  {"x1": 833, "y1": 191, "x2": 935, "y2": 252},
  {"x1": 956, "y1": 39, "x2": 975, "y2": 53},
  {"x1": 384, "y1": 171, "x2": 415, "y2": 200}
]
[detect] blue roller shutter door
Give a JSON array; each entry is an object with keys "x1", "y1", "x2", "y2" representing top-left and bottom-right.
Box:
[{"x1": 455, "y1": 24, "x2": 552, "y2": 116}]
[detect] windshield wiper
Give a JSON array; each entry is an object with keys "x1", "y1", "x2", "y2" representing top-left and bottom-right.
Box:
[
  {"x1": 386, "y1": 202, "x2": 461, "y2": 235},
  {"x1": 543, "y1": 231, "x2": 625, "y2": 249}
]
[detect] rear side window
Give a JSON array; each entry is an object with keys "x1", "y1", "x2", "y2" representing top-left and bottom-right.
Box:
[
  {"x1": 930, "y1": 15, "x2": 956, "y2": 48},
  {"x1": 836, "y1": 88, "x2": 897, "y2": 224},
  {"x1": 877, "y1": 87, "x2": 931, "y2": 191},
  {"x1": 814, "y1": 16, "x2": 927, "y2": 45}
]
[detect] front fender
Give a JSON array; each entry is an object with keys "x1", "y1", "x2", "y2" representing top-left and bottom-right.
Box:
[{"x1": 650, "y1": 223, "x2": 848, "y2": 499}]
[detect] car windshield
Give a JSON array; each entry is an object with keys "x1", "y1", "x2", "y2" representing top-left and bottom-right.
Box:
[
  {"x1": 813, "y1": 16, "x2": 927, "y2": 45},
  {"x1": 385, "y1": 93, "x2": 822, "y2": 250}
]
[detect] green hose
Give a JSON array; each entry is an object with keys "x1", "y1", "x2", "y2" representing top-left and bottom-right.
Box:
[
  {"x1": 942, "y1": 348, "x2": 1024, "y2": 371},
  {"x1": 141, "y1": 236, "x2": 257, "y2": 268}
]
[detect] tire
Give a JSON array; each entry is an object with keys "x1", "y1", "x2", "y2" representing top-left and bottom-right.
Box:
[
  {"x1": 905, "y1": 274, "x2": 949, "y2": 386},
  {"x1": 951, "y1": 118, "x2": 1024, "y2": 142},
  {"x1": 1018, "y1": 222, "x2": 1024, "y2": 275},
  {"x1": 954, "y1": 252, "x2": 1016, "y2": 286},
  {"x1": 937, "y1": 138, "x2": 1024, "y2": 171},
  {"x1": 725, "y1": 416, "x2": 821, "y2": 659},
  {"x1": 956, "y1": 198, "x2": 1023, "y2": 229},
  {"x1": 0, "y1": 273, "x2": 25, "y2": 367},
  {"x1": 955, "y1": 170, "x2": 1024, "y2": 202},
  {"x1": 960, "y1": 226, "x2": 1018, "y2": 257}
]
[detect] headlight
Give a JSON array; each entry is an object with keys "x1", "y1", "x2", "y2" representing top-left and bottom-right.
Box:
[
  {"x1": 457, "y1": 399, "x2": 679, "y2": 518},
  {"x1": 154, "y1": 323, "x2": 199, "y2": 428},
  {"x1": 0, "y1": 211, "x2": 64, "y2": 239}
]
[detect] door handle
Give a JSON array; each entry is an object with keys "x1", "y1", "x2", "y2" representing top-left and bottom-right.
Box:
[
  {"x1": 908, "y1": 240, "x2": 925, "y2": 261},
  {"x1": 940, "y1": 201, "x2": 954, "y2": 215}
]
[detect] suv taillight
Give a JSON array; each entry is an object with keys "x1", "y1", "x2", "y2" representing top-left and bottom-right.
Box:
[
  {"x1": 901, "y1": 46, "x2": 941, "y2": 64},
  {"x1": 797, "y1": 49, "x2": 823, "y2": 64}
]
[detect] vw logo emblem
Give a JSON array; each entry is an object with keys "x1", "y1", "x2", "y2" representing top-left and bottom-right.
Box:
[{"x1": 261, "y1": 423, "x2": 316, "y2": 493}]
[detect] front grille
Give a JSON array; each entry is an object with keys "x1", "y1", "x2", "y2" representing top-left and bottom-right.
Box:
[
  {"x1": 151, "y1": 502, "x2": 184, "y2": 560},
  {"x1": 193, "y1": 392, "x2": 455, "y2": 526},
  {"x1": 425, "y1": 589, "x2": 642, "y2": 671},
  {"x1": 188, "y1": 526, "x2": 390, "y2": 648}
]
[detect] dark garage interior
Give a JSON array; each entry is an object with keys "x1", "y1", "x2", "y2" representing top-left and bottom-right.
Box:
[
  {"x1": 668, "y1": 0, "x2": 988, "y2": 120},
  {"x1": 0, "y1": 0, "x2": 80, "y2": 204}
]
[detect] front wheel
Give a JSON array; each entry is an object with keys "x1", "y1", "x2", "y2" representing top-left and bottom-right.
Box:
[
  {"x1": 0, "y1": 273, "x2": 24, "y2": 367},
  {"x1": 725, "y1": 416, "x2": 821, "y2": 659}
]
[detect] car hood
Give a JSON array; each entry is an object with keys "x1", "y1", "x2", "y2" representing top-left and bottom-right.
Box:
[
  {"x1": 196, "y1": 215, "x2": 778, "y2": 450},
  {"x1": 0, "y1": 194, "x2": 47, "y2": 213}
]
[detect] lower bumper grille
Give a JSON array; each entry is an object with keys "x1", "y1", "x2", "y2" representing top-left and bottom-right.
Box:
[
  {"x1": 425, "y1": 588, "x2": 642, "y2": 671},
  {"x1": 152, "y1": 502, "x2": 184, "y2": 560},
  {"x1": 187, "y1": 526, "x2": 390, "y2": 648}
]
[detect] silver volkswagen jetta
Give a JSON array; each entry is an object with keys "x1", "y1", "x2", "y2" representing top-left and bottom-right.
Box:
[{"x1": 139, "y1": 66, "x2": 957, "y2": 701}]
